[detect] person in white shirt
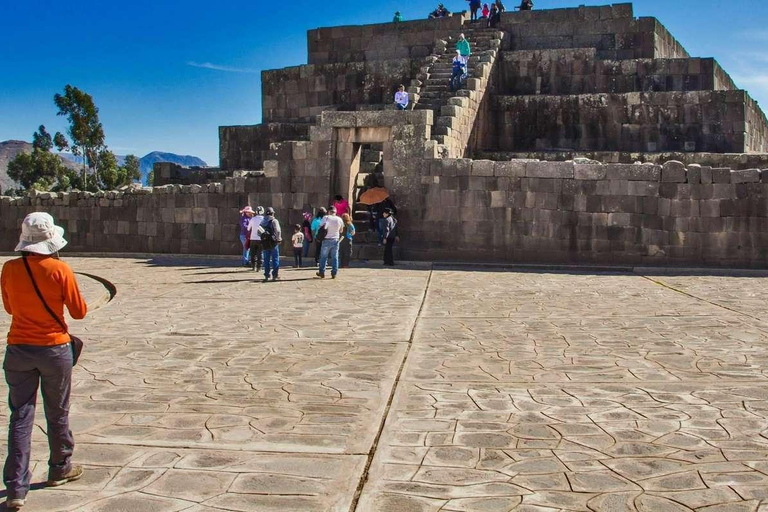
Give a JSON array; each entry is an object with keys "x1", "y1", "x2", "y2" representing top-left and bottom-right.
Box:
[
  {"x1": 316, "y1": 206, "x2": 345, "y2": 279},
  {"x1": 247, "y1": 206, "x2": 265, "y2": 271},
  {"x1": 394, "y1": 85, "x2": 409, "y2": 111}
]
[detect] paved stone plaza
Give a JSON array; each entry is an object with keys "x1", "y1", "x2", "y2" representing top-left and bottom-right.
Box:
[{"x1": 1, "y1": 256, "x2": 768, "y2": 511}]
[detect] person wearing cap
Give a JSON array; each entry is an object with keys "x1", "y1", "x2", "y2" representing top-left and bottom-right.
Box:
[
  {"x1": 393, "y1": 10, "x2": 403, "y2": 22},
  {"x1": 382, "y1": 208, "x2": 399, "y2": 266},
  {"x1": 316, "y1": 206, "x2": 345, "y2": 279},
  {"x1": 258, "y1": 207, "x2": 282, "y2": 282},
  {"x1": 239, "y1": 206, "x2": 254, "y2": 267},
  {"x1": 1, "y1": 212, "x2": 88, "y2": 509},
  {"x1": 246, "y1": 206, "x2": 265, "y2": 271}
]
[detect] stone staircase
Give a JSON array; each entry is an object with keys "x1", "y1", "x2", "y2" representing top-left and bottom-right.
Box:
[{"x1": 411, "y1": 26, "x2": 504, "y2": 158}]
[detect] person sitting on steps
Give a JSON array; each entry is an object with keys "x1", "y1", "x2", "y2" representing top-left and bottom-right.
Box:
[{"x1": 394, "y1": 84, "x2": 409, "y2": 110}]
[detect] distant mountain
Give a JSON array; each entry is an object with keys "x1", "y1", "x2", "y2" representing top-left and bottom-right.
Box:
[
  {"x1": 1, "y1": 142, "x2": 208, "y2": 190},
  {"x1": 0, "y1": 140, "x2": 32, "y2": 192}
]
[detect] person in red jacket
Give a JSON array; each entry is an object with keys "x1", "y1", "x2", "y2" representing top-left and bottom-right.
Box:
[{"x1": 1, "y1": 212, "x2": 87, "y2": 509}]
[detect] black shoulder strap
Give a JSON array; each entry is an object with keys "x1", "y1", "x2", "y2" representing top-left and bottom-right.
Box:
[{"x1": 22, "y1": 255, "x2": 67, "y2": 331}]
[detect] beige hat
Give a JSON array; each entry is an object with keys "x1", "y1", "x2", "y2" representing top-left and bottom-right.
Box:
[{"x1": 15, "y1": 212, "x2": 68, "y2": 255}]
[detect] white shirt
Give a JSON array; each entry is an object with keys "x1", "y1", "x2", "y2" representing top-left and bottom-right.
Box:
[
  {"x1": 394, "y1": 91, "x2": 409, "y2": 107},
  {"x1": 247, "y1": 215, "x2": 264, "y2": 240},
  {"x1": 320, "y1": 215, "x2": 344, "y2": 241}
]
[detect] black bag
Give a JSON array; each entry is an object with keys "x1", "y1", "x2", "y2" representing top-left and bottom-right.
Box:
[
  {"x1": 22, "y1": 255, "x2": 84, "y2": 365},
  {"x1": 260, "y1": 219, "x2": 278, "y2": 250},
  {"x1": 315, "y1": 225, "x2": 327, "y2": 242}
]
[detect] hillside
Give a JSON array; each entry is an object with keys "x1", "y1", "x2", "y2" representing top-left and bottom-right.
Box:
[{"x1": 0, "y1": 140, "x2": 32, "y2": 192}]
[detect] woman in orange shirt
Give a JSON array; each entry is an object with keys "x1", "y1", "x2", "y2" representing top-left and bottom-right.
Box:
[{"x1": 1, "y1": 212, "x2": 87, "y2": 509}]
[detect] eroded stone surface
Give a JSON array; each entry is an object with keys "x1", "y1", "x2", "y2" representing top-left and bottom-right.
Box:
[{"x1": 2, "y1": 258, "x2": 768, "y2": 511}]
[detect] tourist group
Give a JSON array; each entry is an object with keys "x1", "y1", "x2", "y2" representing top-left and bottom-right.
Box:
[{"x1": 238, "y1": 196, "x2": 399, "y2": 282}]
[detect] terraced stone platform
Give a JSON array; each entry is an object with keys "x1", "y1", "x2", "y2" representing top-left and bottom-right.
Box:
[{"x1": 1, "y1": 256, "x2": 767, "y2": 511}]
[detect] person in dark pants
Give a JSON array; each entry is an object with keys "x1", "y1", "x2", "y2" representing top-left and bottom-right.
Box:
[
  {"x1": 1, "y1": 212, "x2": 87, "y2": 509},
  {"x1": 259, "y1": 207, "x2": 282, "y2": 282},
  {"x1": 311, "y1": 207, "x2": 327, "y2": 265},
  {"x1": 382, "y1": 208, "x2": 399, "y2": 266}
]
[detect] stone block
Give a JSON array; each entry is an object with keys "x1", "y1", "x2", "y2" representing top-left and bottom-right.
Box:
[
  {"x1": 525, "y1": 161, "x2": 574, "y2": 179},
  {"x1": 320, "y1": 111, "x2": 357, "y2": 127},
  {"x1": 661, "y1": 160, "x2": 686, "y2": 183},
  {"x1": 761, "y1": 169, "x2": 768, "y2": 183},
  {"x1": 174, "y1": 208, "x2": 192, "y2": 224},
  {"x1": 687, "y1": 164, "x2": 702, "y2": 184},
  {"x1": 731, "y1": 169, "x2": 760, "y2": 184},
  {"x1": 606, "y1": 164, "x2": 661, "y2": 181},
  {"x1": 309, "y1": 126, "x2": 333, "y2": 141},
  {"x1": 495, "y1": 160, "x2": 527, "y2": 178},
  {"x1": 712, "y1": 168, "x2": 731, "y2": 183},
  {"x1": 472, "y1": 160, "x2": 495, "y2": 177},
  {"x1": 574, "y1": 164, "x2": 606, "y2": 180}
]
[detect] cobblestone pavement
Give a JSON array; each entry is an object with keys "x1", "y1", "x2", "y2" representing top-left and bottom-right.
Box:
[{"x1": 1, "y1": 257, "x2": 767, "y2": 511}]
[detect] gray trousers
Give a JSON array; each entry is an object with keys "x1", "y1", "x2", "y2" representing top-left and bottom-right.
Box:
[{"x1": 3, "y1": 344, "x2": 74, "y2": 500}]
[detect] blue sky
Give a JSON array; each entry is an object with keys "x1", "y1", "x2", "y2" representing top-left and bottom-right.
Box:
[{"x1": 1, "y1": 0, "x2": 766, "y2": 165}]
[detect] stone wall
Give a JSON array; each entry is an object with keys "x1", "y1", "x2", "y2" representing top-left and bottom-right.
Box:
[
  {"x1": 498, "y1": 51, "x2": 734, "y2": 96},
  {"x1": 261, "y1": 60, "x2": 416, "y2": 123},
  {"x1": 477, "y1": 150, "x2": 768, "y2": 170},
  {"x1": 0, "y1": 179, "x2": 323, "y2": 256},
  {"x1": 498, "y1": 5, "x2": 687, "y2": 60},
  {"x1": 491, "y1": 90, "x2": 752, "y2": 153},
  {"x1": 392, "y1": 159, "x2": 768, "y2": 267},
  {"x1": 307, "y1": 15, "x2": 466, "y2": 65},
  {"x1": 746, "y1": 94, "x2": 768, "y2": 153},
  {"x1": 153, "y1": 163, "x2": 229, "y2": 187},
  {"x1": 219, "y1": 123, "x2": 311, "y2": 171}
]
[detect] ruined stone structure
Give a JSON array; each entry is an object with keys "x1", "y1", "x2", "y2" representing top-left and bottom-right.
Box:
[{"x1": 3, "y1": 3, "x2": 768, "y2": 266}]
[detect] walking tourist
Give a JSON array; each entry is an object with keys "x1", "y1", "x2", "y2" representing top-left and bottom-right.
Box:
[
  {"x1": 450, "y1": 50, "x2": 467, "y2": 92},
  {"x1": 316, "y1": 206, "x2": 344, "y2": 279},
  {"x1": 467, "y1": 0, "x2": 481, "y2": 21},
  {"x1": 302, "y1": 210, "x2": 313, "y2": 258},
  {"x1": 382, "y1": 208, "x2": 399, "y2": 266},
  {"x1": 481, "y1": 3, "x2": 490, "y2": 18},
  {"x1": 456, "y1": 33, "x2": 471, "y2": 69},
  {"x1": 311, "y1": 207, "x2": 327, "y2": 264},
  {"x1": 247, "y1": 206, "x2": 265, "y2": 271},
  {"x1": 339, "y1": 213, "x2": 356, "y2": 268},
  {"x1": 239, "y1": 206, "x2": 254, "y2": 266},
  {"x1": 259, "y1": 207, "x2": 282, "y2": 282},
  {"x1": 393, "y1": 11, "x2": 403, "y2": 22},
  {"x1": 394, "y1": 85, "x2": 409, "y2": 110},
  {"x1": 333, "y1": 194, "x2": 350, "y2": 218},
  {"x1": 292, "y1": 224, "x2": 304, "y2": 268},
  {"x1": 1, "y1": 212, "x2": 88, "y2": 509}
]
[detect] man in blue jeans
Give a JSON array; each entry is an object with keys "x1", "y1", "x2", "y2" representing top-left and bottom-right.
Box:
[
  {"x1": 259, "y1": 207, "x2": 282, "y2": 282},
  {"x1": 316, "y1": 206, "x2": 344, "y2": 279}
]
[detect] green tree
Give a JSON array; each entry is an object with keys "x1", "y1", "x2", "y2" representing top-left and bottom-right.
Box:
[
  {"x1": 97, "y1": 152, "x2": 142, "y2": 190},
  {"x1": 123, "y1": 155, "x2": 141, "y2": 183},
  {"x1": 32, "y1": 125, "x2": 53, "y2": 152},
  {"x1": 146, "y1": 169, "x2": 155, "y2": 187},
  {"x1": 54, "y1": 85, "x2": 106, "y2": 188},
  {"x1": 7, "y1": 125, "x2": 70, "y2": 191}
]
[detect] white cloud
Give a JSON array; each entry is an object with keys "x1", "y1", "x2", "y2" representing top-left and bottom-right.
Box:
[{"x1": 187, "y1": 61, "x2": 259, "y2": 73}]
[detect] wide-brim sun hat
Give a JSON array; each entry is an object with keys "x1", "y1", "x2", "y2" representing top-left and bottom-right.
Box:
[
  {"x1": 240, "y1": 206, "x2": 255, "y2": 214},
  {"x1": 15, "y1": 212, "x2": 68, "y2": 255}
]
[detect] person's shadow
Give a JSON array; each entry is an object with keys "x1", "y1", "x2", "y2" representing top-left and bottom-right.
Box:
[{"x1": 0, "y1": 482, "x2": 48, "y2": 510}]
